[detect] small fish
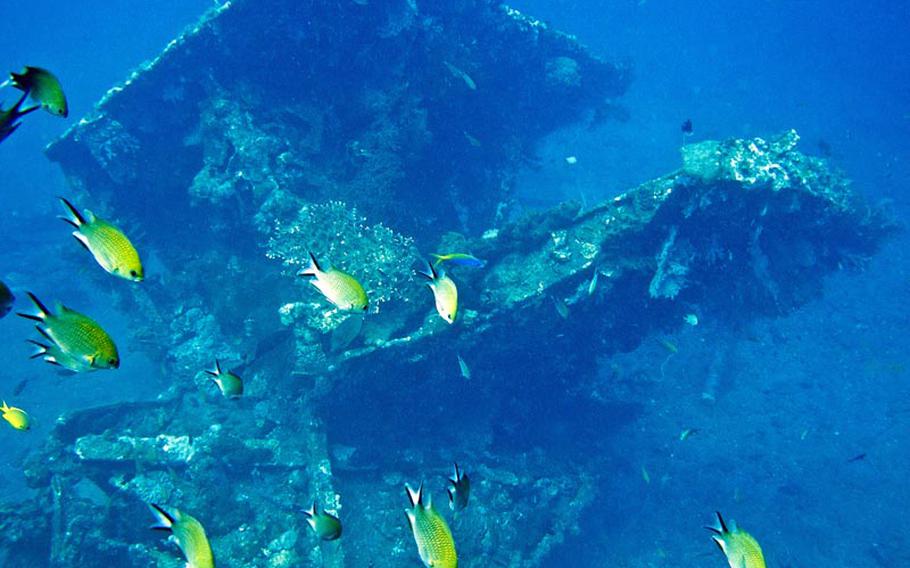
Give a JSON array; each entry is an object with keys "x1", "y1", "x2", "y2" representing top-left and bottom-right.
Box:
[
  {"x1": 331, "y1": 315, "x2": 363, "y2": 352},
  {"x1": 684, "y1": 313, "x2": 699, "y2": 326},
  {"x1": 11, "y1": 377, "x2": 29, "y2": 396},
  {"x1": 59, "y1": 197, "x2": 144, "y2": 282},
  {"x1": 148, "y1": 503, "x2": 215, "y2": 568},
  {"x1": 304, "y1": 501, "x2": 343, "y2": 541},
  {"x1": 681, "y1": 118, "x2": 693, "y2": 135},
  {"x1": 799, "y1": 429, "x2": 809, "y2": 441},
  {"x1": 587, "y1": 270, "x2": 599, "y2": 296},
  {"x1": 1, "y1": 400, "x2": 30, "y2": 431},
  {"x1": 443, "y1": 61, "x2": 477, "y2": 90},
  {"x1": 8, "y1": 66, "x2": 68, "y2": 117},
  {"x1": 551, "y1": 296, "x2": 569, "y2": 319},
  {"x1": 846, "y1": 453, "x2": 867, "y2": 463},
  {"x1": 0, "y1": 280, "x2": 14, "y2": 318},
  {"x1": 705, "y1": 512, "x2": 766, "y2": 568},
  {"x1": 430, "y1": 253, "x2": 486, "y2": 269},
  {"x1": 0, "y1": 89, "x2": 39, "y2": 143},
  {"x1": 641, "y1": 465, "x2": 651, "y2": 484},
  {"x1": 205, "y1": 359, "x2": 243, "y2": 399},
  {"x1": 19, "y1": 293, "x2": 119, "y2": 373},
  {"x1": 679, "y1": 428, "x2": 698, "y2": 441},
  {"x1": 417, "y1": 261, "x2": 458, "y2": 324},
  {"x1": 456, "y1": 353, "x2": 471, "y2": 380},
  {"x1": 462, "y1": 131, "x2": 482, "y2": 147},
  {"x1": 658, "y1": 338, "x2": 678, "y2": 354},
  {"x1": 446, "y1": 462, "x2": 470, "y2": 512},
  {"x1": 298, "y1": 252, "x2": 368, "y2": 312},
  {"x1": 405, "y1": 483, "x2": 458, "y2": 568},
  {"x1": 565, "y1": 155, "x2": 578, "y2": 165}
]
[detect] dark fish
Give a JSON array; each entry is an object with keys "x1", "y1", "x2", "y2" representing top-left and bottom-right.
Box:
[
  {"x1": 303, "y1": 502, "x2": 342, "y2": 541},
  {"x1": 0, "y1": 90, "x2": 39, "y2": 144},
  {"x1": 0, "y1": 280, "x2": 13, "y2": 318},
  {"x1": 446, "y1": 462, "x2": 470, "y2": 512},
  {"x1": 846, "y1": 453, "x2": 867, "y2": 463},
  {"x1": 9, "y1": 66, "x2": 68, "y2": 117},
  {"x1": 681, "y1": 118, "x2": 693, "y2": 134}
]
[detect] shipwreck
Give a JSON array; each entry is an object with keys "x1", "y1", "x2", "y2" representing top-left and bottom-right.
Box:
[{"x1": 0, "y1": 0, "x2": 893, "y2": 566}]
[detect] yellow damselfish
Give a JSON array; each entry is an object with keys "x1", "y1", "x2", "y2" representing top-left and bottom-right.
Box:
[
  {"x1": 706, "y1": 511, "x2": 766, "y2": 568},
  {"x1": 19, "y1": 292, "x2": 120, "y2": 373},
  {"x1": 417, "y1": 261, "x2": 458, "y2": 324},
  {"x1": 60, "y1": 197, "x2": 143, "y2": 282},
  {"x1": 149, "y1": 503, "x2": 214, "y2": 568},
  {"x1": 405, "y1": 483, "x2": 457, "y2": 568},
  {"x1": 1, "y1": 401, "x2": 30, "y2": 431},
  {"x1": 298, "y1": 252, "x2": 368, "y2": 312}
]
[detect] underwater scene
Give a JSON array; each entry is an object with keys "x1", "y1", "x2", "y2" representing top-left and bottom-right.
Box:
[{"x1": 0, "y1": 0, "x2": 908, "y2": 566}]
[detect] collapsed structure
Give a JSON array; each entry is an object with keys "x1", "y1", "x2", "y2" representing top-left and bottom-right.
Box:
[{"x1": 0, "y1": 1, "x2": 893, "y2": 566}]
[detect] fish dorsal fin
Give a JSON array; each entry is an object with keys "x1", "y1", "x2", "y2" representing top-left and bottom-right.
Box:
[
  {"x1": 405, "y1": 483, "x2": 423, "y2": 507},
  {"x1": 84, "y1": 210, "x2": 97, "y2": 223}
]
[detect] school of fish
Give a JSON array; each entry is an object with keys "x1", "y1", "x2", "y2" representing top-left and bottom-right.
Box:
[{"x1": 0, "y1": 62, "x2": 773, "y2": 568}]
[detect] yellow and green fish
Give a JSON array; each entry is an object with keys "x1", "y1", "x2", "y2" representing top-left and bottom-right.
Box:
[
  {"x1": 706, "y1": 511, "x2": 766, "y2": 568},
  {"x1": 1, "y1": 400, "x2": 30, "y2": 431},
  {"x1": 148, "y1": 503, "x2": 215, "y2": 568},
  {"x1": 303, "y1": 501, "x2": 343, "y2": 541},
  {"x1": 19, "y1": 292, "x2": 120, "y2": 373},
  {"x1": 205, "y1": 359, "x2": 243, "y2": 398},
  {"x1": 8, "y1": 66, "x2": 68, "y2": 117},
  {"x1": 417, "y1": 261, "x2": 458, "y2": 324},
  {"x1": 405, "y1": 483, "x2": 458, "y2": 568},
  {"x1": 298, "y1": 252, "x2": 368, "y2": 312},
  {"x1": 60, "y1": 197, "x2": 144, "y2": 282}
]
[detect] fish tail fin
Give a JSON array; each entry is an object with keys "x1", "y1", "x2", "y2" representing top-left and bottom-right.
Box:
[
  {"x1": 148, "y1": 503, "x2": 176, "y2": 531},
  {"x1": 17, "y1": 292, "x2": 49, "y2": 321},
  {"x1": 26, "y1": 339, "x2": 51, "y2": 359},
  {"x1": 298, "y1": 252, "x2": 321, "y2": 278},
  {"x1": 58, "y1": 197, "x2": 86, "y2": 227},
  {"x1": 205, "y1": 359, "x2": 222, "y2": 377},
  {"x1": 405, "y1": 482, "x2": 424, "y2": 507},
  {"x1": 1, "y1": 400, "x2": 8, "y2": 412},
  {"x1": 9, "y1": 89, "x2": 37, "y2": 118},
  {"x1": 450, "y1": 462, "x2": 461, "y2": 484},
  {"x1": 705, "y1": 511, "x2": 728, "y2": 535},
  {"x1": 303, "y1": 501, "x2": 318, "y2": 529},
  {"x1": 447, "y1": 486, "x2": 455, "y2": 509},
  {"x1": 415, "y1": 261, "x2": 437, "y2": 281}
]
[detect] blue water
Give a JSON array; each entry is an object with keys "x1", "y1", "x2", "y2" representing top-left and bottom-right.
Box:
[{"x1": 1, "y1": 1, "x2": 908, "y2": 566}]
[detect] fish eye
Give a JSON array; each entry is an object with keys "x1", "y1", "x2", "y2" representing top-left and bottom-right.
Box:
[{"x1": 129, "y1": 270, "x2": 138, "y2": 278}]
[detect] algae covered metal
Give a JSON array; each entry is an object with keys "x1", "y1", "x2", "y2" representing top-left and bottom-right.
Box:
[{"x1": 3, "y1": 0, "x2": 894, "y2": 566}]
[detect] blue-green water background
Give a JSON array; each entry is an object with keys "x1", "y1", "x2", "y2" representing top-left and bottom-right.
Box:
[{"x1": 1, "y1": 1, "x2": 908, "y2": 565}]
